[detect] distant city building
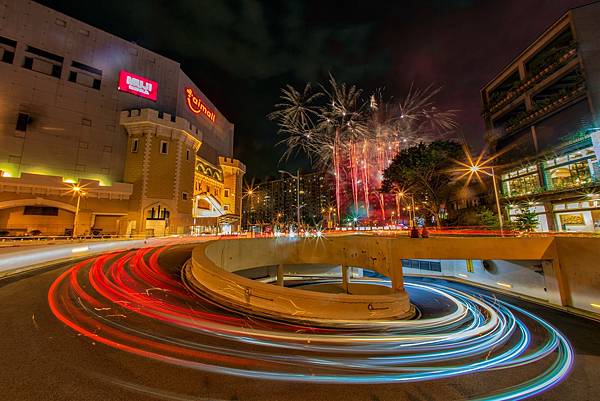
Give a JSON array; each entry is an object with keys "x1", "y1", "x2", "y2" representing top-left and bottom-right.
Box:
[
  {"x1": 481, "y1": 2, "x2": 600, "y2": 232},
  {"x1": 0, "y1": 0, "x2": 244, "y2": 236},
  {"x1": 243, "y1": 171, "x2": 335, "y2": 228}
]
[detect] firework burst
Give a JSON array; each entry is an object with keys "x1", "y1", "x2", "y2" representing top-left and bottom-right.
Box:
[{"x1": 269, "y1": 75, "x2": 457, "y2": 224}]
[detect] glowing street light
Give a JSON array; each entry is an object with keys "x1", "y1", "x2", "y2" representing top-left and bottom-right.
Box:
[
  {"x1": 453, "y1": 148, "x2": 504, "y2": 234},
  {"x1": 394, "y1": 188, "x2": 417, "y2": 227},
  {"x1": 242, "y1": 181, "x2": 258, "y2": 229},
  {"x1": 67, "y1": 183, "x2": 86, "y2": 238}
]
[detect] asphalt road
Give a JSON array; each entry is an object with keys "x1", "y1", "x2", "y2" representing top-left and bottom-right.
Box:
[{"x1": 1, "y1": 244, "x2": 599, "y2": 401}]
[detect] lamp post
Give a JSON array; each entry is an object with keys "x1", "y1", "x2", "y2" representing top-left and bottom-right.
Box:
[
  {"x1": 469, "y1": 164, "x2": 504, "y2": 235},
  {"x1": 396, "y1": 191, "x2": 416, "y2": 227},
  {"x1": 241, "y1": 185, "x2": 256, "y2": 231},
  {"x1": 247, "y1": 189, "x2": 254, "y2": 227},
  {"x1": 491, "y1": 167, "x2": 504, "y2": 234},
  {"x1": 278, "y1": 169, "x2": 301, "y2": 227},
  {"x1": 71, "y1": 185, "x2": 85, "y2": 238}
]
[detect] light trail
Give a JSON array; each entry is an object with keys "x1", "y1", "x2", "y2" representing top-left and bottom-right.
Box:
[{"x1": 48, "y1": 246, "x2": 573, "y2": 399}]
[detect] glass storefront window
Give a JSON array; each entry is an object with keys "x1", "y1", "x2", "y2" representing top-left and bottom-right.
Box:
[
  {"x1": 548, "y1": 160, "x2": 592, "y2": 189},
  {"x1": 504, "y1": 173, "x2": 540, "y2": 196}
]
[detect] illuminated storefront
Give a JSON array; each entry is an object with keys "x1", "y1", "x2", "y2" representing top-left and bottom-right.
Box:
[
  {"x1": 553, "y1": 198, "x2": 600, "y2": 232},
  {"x1": 502, "y1": 133, "x2": 600, "y2": 232},
  {"x1": 502, "y1": 166, "x2": 540, "y2": 197},
  {"x1": 544, "y1": 147, "x2": 597, "y2": 190}
]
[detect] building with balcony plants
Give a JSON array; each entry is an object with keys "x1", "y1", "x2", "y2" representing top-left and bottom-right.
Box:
[{"x1": 481, "y1": 2, "x2": 600, "y2": 233}]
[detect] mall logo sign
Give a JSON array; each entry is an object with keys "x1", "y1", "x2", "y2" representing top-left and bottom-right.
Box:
[
  {"x1": 118, "y1": 70, "x2": 158, "y2": 101},
  {"x1": 185, "y1": 88, "x2": 216, "y2": 123}
]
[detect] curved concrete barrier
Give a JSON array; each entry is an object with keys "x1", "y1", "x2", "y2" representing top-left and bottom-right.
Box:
[
  {"x1": 187, "y1": 234, "x2": 600, "y2": 322},
  {"x1": 186, "y1": 236, "x2": 413, "y2": 323}
]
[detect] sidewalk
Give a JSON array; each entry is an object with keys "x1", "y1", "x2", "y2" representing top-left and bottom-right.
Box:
[{"x1": 0, "y1": 237, "x2": 163, "y2": 278}]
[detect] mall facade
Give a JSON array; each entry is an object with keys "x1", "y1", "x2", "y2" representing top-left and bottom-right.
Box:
[
  {"x1": 0, "y1": 1, "x2": 245, "y2": 236},
  {"x1": 481, "y1": 2, "x2": 600, "y2": 232}
]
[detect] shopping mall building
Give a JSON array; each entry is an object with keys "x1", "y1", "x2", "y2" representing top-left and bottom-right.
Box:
[
  {"x1": 0, "y1": 0, "x2": 245, "y2": 236},
  {"x1": 482, "y1": 2, "x2": 600, "y2": 232}
]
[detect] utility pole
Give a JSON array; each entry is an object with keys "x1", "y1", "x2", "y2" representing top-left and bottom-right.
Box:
[{"x1": 491, "y1": 167, "x2": 504, "y2": 235}]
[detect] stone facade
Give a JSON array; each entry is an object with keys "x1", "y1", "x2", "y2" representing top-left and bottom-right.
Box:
[{"x1": 0, "y1": 1, "x2": 244, "y2": 236}]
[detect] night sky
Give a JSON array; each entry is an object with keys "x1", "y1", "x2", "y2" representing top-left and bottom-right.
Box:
[{"x1": 39, "y1": 0, "x2": 592, "y2": 179}]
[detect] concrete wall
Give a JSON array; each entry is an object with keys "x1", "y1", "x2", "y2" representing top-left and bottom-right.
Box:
[
  {"x1": 404, "y1": 259, "x2": 550, "y2": 302},
  {"x1": 554, "y1": 237, "x2": 600, "y2": 313},
  {"x1": 0, "y1": 0, "x2": 235, "y2": 184},
  {"x1": 193, "y1": 235, "x2": 600, "y2": 318},
  {"x1": 189, "y1": 236, "x2": 412, "y2": 323},
  {"x1": 396, "y1": 236, "x2": 600, "y2": 316}
]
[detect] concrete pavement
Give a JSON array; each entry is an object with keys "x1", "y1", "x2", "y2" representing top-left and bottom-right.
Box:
[{"x1": 1, "y1": 245, "x2": 599, "y2": 400}]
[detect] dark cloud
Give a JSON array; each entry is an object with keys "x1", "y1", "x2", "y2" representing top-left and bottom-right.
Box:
[{"x1": 39, "y1": 0, "x2": 591, "y2": 178}]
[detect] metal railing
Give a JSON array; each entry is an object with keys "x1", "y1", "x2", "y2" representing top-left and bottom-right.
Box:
[{"x1": 0, "y1": 234, "x2": 156, "y2": 247}]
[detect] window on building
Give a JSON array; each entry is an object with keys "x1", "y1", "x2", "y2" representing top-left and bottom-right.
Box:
[
  {"x1": 401, "y1": 259, "x2": 442, "y2": 272},
  {"x1": 223, "y1": 204, "x2": 230, "y2": 211},
  {"x1": 24, "y1": 206, "x2": 59, "y2": 216},
  {"x1": 545, "y1": 147, "x2": 597, "y2": 190},
  {"x1": 16, "y1": 113, "x2": 30, "y2": 132},
  {"x1": 182, "y1": 192, "x2": 189, "y2": 201},
  {"x1": 224, "y1": 189, "x2": 230, "y2": 197},
  {"x1": 22, "y1": 46, "x2": 63, "y2": 78},
  {"x1": 68, "y1": 60, "x2": 102, "y2": 90},
  {"x1": 0, "y1": 35, "x2": 16, "y2": 64},
  {"x1": 548, "y1": 160, "x2": 593, "y2": 190},
  {"x1": 186, "y1": 149, "x2": 190, "y2": 161},
  {"x1": 131, "y1": 138, "x2": 139, "y2": 153},
  {"x1": 81, "y1": 118, "x2": 92, "y2": 126},
  {"x1": 504, "y1": 173, "x2": 540, "y2": 197},
  {"x1": 160, "y1": 141, "x2": 168, "y2": 154},
  {"x1": 501, "y1": 165, "x2": 541, "y2": 197},
  {"x1": 147, "y1": 207, "x2": 170, "y2": 220}
]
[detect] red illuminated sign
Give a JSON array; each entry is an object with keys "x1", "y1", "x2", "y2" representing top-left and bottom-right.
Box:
[
  {"x1": 118, "y1": 70, "x2": 158, "y2": 101},
  {"x1": 185, "y1": 87, "x2": 216, "y2": 123}
]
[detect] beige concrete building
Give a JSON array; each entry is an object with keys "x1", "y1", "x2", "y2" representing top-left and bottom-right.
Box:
[{"x1": 0, "y1": 0, "x2": 244, "y2": 236}]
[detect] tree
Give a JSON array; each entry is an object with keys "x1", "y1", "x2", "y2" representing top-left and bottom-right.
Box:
[
  {"x1": 477, "y1": 207, "x2": 498, "y2": 229},
  {"x1": 513, "y1": 205, "x2": 539, "y2": 232},
  {"x1": 381, "y1": 140, "x2": 463, "y2": 227}
]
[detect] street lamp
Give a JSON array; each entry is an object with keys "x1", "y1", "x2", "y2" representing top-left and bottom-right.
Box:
[
  {"x1": 395, "y1": 190, "x2": 417, "y2": 227},
  {"x1": 241, "y1": 184, "x2": 257, "y2": 230},
  {"x1": 278, "y1": 169, "x2": 301, "y2": 227},
  {"x1": 455, "y1": 153, "x2": 504, "y2": 234},
  {"x1": 69, "y1": 184, "x2": 86, "y2": 238}
]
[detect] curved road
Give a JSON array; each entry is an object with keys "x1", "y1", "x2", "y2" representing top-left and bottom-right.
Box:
[{"x1": 1, "y1": 243, "x2": 599, "y2": 401}]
